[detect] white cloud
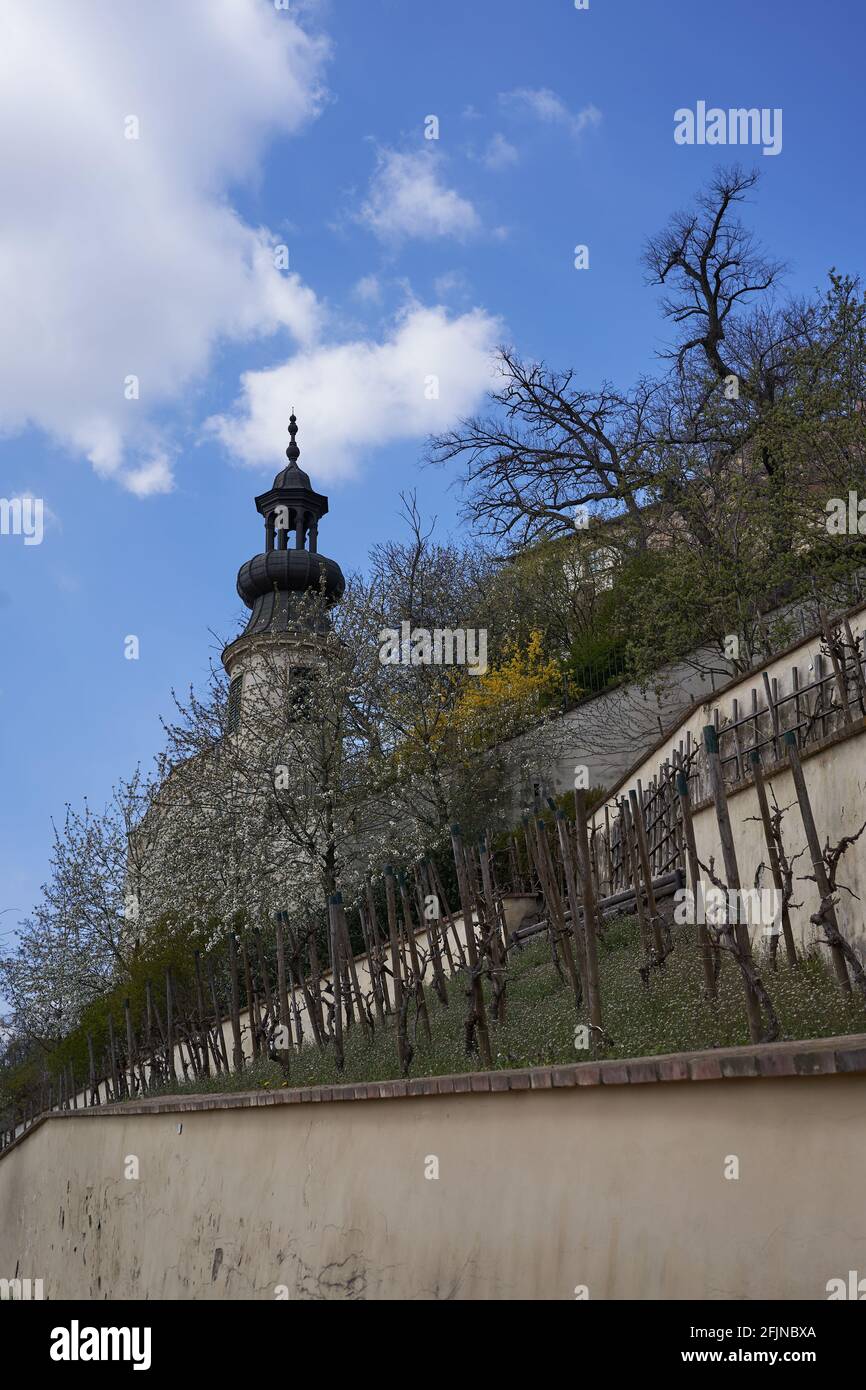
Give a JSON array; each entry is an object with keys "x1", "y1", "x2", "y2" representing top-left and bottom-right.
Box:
[
  {"x1": 501, "y1": 88, "x2": 601, "y2": 141},
  {"x1": 433, "y1": 271, "x2": 470, "y2": 299},
  {"x1": 123, "y1": 453, "x2": 175, "y2": 499},
  {"x1": 0, "y1": 0, "x2": 330, "y2": 494},
  {"x1": 483, "y1": 133, "x2": 520, "y2": 171},
  {"x1": 353, "y1": 274, "x2": 383, "y2": 304},
  {"x1": 357, "y1": 149, "x2": 481, "y2": 243},
  {"x1": 207, "y1": 303, "x2": 503, "y2": 480}
]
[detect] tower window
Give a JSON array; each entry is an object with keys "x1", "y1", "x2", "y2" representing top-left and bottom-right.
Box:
[
  {"x1": 287, "y1": 665, "x2": 314, "y2": 721},
  {"x1": 227, "y1": 675, "x2": 244, "y2": 733}
]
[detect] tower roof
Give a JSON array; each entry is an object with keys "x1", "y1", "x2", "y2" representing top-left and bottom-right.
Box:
[
  {"x1": 230, "y1": 410, "x2": 345, "y2": 643},
  {"x1": 272, "y1": 459, "x2": 313, "y2": 490}
]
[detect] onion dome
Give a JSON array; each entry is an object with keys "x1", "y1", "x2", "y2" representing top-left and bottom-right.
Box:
[{"x1": 234, "y1": 412, "x2": 345, "y2": 637}]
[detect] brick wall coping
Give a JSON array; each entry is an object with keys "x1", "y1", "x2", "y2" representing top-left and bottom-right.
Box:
[{"x1": 4, "y1": 1034, "x2": 866, "y2": 1160}]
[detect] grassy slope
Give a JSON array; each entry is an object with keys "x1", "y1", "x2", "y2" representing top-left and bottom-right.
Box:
[{"x1": 139, "y1": 915, "x2": 866, "y2": 1099}]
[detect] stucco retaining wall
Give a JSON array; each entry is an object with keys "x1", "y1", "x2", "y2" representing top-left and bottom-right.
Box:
[{"x1": 3, "y1": 1035, "x2": 866, "y2": 1301}]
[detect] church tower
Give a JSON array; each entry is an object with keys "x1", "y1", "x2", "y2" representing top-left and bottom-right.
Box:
[{"x1": 222, "y1": 412, "x2": 345, "y2": 730}]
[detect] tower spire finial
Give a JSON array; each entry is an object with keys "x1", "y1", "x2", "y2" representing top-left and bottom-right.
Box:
[{"x1": 286, "y1": 409, "x2": 300, "y2": 463}]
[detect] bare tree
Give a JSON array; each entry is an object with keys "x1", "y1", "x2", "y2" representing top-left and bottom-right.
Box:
[
  {"x1": 642, "y1": 166, "x2": 785, "y2": 401},
  {"x1": 428, "y1": 353, "x2": 659, "y2": 547}
]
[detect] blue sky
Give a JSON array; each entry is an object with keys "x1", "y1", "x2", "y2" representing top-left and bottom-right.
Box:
[{"x1": 1, "y1": 0, "x2": 864, "y2": 967}]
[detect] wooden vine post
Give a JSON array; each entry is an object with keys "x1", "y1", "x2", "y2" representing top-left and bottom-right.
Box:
[
  {"x1": 476, "y1": 844, "x2": 507, "y2": 1024},
  {"x1": 449, "y1": 826, "x2": 492, "y2": 1068},
  {"x1": 573, "y1": 793, "x2": 603, "y2": 1034},
  {"x1": 274, "y1": 913, "x2": 293, "y2": 1068},
  {"x1": 227, "y1": 932, "x2": 244, "y2": 1072},
  {"x1": 337, "y1": 895, "x2": 372, "y2": 1043},
  {"x1": 383, "y1": 867, "x2": 409, "y2": 1073},
  {"x1": 327, "y1": 895, "x2": 345, "y2": 1070},
  {"x1": 675, "y1": 770, "x2": 717, "y2": 999},
  {"x1": 398, "y1": 872, "x2": 432, "y2": 1042},
  {"x1": 703, "y1": 725, "x2": 763, "y2": 1041},
  {"x1": 748, "y1": 749, "x2": 798, "y2": 968},
  {"x1": 783, "y1": 731, "x2": 851, "y2": 993},
  {"x1": 628, "y1": 788, "x2": 665, "y2": 959},
  {"x1": 193, "y1": 950, "x2": 211, "y2": 1077},
  {"x1": 207, "y1": 957, "x2": 230, "y2": 1073}
]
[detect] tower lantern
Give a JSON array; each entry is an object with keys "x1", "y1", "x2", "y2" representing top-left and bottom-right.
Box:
[{"x1": 221, "y1": 411, "x2": 345, "y2": 727}]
